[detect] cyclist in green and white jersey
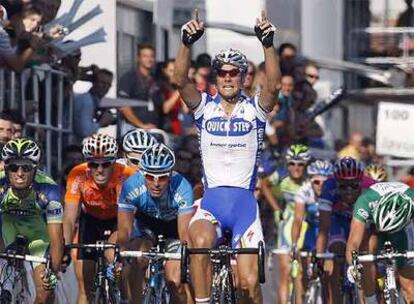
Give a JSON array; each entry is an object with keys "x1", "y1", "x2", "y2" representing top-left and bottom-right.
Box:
[
  {"x1": 346, "y1": 182, "x2": 414, "y2": 302},
  {"x1": 0, "y1": 138, "x2": 64, "y2": 303}
]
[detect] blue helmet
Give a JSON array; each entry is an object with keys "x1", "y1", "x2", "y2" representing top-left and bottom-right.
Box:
[
  {"x1": 307, "y1": 160, "x2": 334, "y2": 176},
  {"x1": 140, "y1": 143, "x2": 175, "y2": 174}
]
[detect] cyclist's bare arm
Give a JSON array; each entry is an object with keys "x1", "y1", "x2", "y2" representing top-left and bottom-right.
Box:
[
  {"x1": 345, "y1": 218, "x2": 365, "y2": 265},
  {"x1": 174, "y1": 10, "x2": 203, "y2": 109},
  {"x1": 47, "y1": 223, "x2": 64, "y2": 272},
  {"x1": 316, "y1": 210, "x2": 332, "y2": 253},
  {"x1": 117, "y1": 211, "x2": 134, "y2": 251},
  {"x1": 260, "y1": 177, "x2": 281, "y2": 211},
  {"x1": 178, "y1": 212, "x2": 194, "y2": 245},
  {"x1": 257, "y1": 11, "x2": 281, "y2": 112},
  {"x1": 63, "y1": 204, "x2": 80, "y2": 245},
  {"x1": 291, "y1": 202, "x2": 306, "y2": 245}
]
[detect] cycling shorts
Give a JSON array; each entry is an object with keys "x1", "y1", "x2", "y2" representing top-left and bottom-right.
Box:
[
  {"x1": 1, "y1": 214, "x2": 49, "y2": 265},
  {"x1": 328, "y1": 214, "x2": 351, "y2": 247},
  {"x1": 77, "y1": 212, "x2": 117, "y2": 260},
  {"x1": 377, "y1": 222, "x2": 414, "y2": 269},
  {"x1": 276, "y1": 212, "x2": 308, "y2": 250},
  {"x1": 134, "y1": 211, "x2": 179, "y2": 241},
  {"x1": 189, "y1": 187, "x2": 264, "y2": 248}
]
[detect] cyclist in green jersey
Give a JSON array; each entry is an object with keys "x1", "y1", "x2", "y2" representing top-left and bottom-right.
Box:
[
  {"x1": 346, "y1": 182, "x2": 414, "y2": 302},
  {"x1": 0, "y1": 138, "x2": 64, "y2": 303},
  {"x1": 263, "y1": 144, "x2": 310, "y2": 304}
]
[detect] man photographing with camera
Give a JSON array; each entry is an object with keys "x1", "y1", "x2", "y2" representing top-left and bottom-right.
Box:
[{"x1": 73, "y1": 68, "x2": 116, "y2": 142}]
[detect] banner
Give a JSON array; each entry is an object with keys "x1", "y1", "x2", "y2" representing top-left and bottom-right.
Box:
[{"x1": 376, "y1": 102, "x2": 414, "y2": 158}]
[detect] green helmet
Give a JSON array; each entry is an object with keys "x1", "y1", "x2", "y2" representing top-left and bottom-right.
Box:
[
  {"x1": 1, "y1": 138, "x2": 41, "y2": 164},
  {"x1": 285, "y1": 144, "x2": 311, "y2": 162},
  {"x1": 373, "y1": 191, "x2": 414, "y2": 233}
]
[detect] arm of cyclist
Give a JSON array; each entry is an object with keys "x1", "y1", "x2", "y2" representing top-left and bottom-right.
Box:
[
  {"x1": 345, "y1": 218, "x2": 365, "y2": 266},
  {"x1": 47, "y1": 223, "x2": 64, "y2": 273},
  {"x1": 117, "y1": 210, "x2": 134, "y2": 252},
  {"x1": 62, "y1": 204, "x2": 80, "y2": 246},
  {"x1": 178, "y1": 212, "x2": 193, "y2": 246},
  {"x1": 260, "y1": 176, "x2": 281, "y2": 211},
  {"x1": 174, "y1": 9, "x2": 203, "y2": 109},
  {"x1": 291, "y1": 201, "x2": 306, "y2": 249},
  {"x1": 256, "y1": 11, "x2": 281, "y2": 112},
  {"x1": 316, "y1": 210, "x2": 331, "y2": 254}
]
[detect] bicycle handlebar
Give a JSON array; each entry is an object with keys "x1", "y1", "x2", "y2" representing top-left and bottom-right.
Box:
[
  {"x1": 270, "y1": 249, "x2": 341, "y2": 259},
  {"x1": 186, "y1": 247, "x2": 259, "y2": 255},
  {"x1": 66, "y1": 242, "x2": 118, "y2": 250},
  {"x1": 357, "y1": 251, "x2": 414, "y2": 262},
  {"x1": 120, "y1": 251, "x2": 181, "y2": 260},
  {"x1": 0, "y1": 252, "x2": 48, "y2": 264}
]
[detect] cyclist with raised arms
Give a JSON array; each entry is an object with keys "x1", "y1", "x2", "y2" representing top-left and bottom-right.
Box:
[
  {"x1": 316, "y1": 157, "x2": 376, "y2": 303},
  {"x1": 63, "y1": 134, "x2": 134, "y2": 304},
  {"x1": 117, "y1": 143, "x2": 194, "y2": 303},
  {"x1": 121, "y1": 128, "x2": 158, "y2": 170},
  {"x1": 346, "y1": 182, "x2": 414, "y2": 302},
  {"x1": 263, "y1": 144, "x2": 310, "y2": 304},
  {"x1": 0, "y1": 138, "x2": 64, "y2": 303},
  {"x1": 174, "y1": 8, "x2": 280, "y2": 304},
  {"x1": 291, "y1": 159, "x2": 333, "y2": 302}
]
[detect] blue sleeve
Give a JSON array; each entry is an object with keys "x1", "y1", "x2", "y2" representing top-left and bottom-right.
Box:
[
  {"x1": 41, "y1": 184, "x2": 64, "y2": 223},
  {"x1": 118, "y1": 175, "x2": 141, "y2": 213},
  {"x1": 319, "y1": 178, "x2": 336, "y2": 212},
  {"x1": 173, "y1": 175, "x2": 194, "y2": 215},
  {"x1": 73, "y1": 94, "x2": 100, "y2": 138}
]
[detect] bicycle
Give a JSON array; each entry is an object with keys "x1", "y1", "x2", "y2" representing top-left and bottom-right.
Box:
[
  {"x1": 66, "y1": 240, "x2": 120, "y2": 304},
  {"x1": 0, "y1": 235, "x2": 53, "y2": 304},
  {"x1": 352, "y1": 241, "x2": 414, "y2": 304},
  {"x1": 180, "y1": 241, "x2": 265, "y2": 304},
  {"x1": 119, "y1": 235, "x2": 181, "y2": 304}
]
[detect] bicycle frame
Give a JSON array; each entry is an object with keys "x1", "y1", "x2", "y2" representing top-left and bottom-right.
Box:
[{"x1": 181, "y1": 241, "x2": 265, "y2": 304}]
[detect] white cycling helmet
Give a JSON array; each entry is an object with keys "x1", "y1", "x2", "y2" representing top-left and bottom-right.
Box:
[
  {"x1": 122, "y1": 129, "x2": 157, "y2": 154},
  {"x1": 212, "y1": 48, "x2": 248, "y2": 73},
  {"x1": 82, "y1": 134, "x2": 118, "y2": 161}
]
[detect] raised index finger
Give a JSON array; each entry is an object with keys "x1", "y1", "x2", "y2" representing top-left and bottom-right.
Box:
[
  {"x1": 261, "y1": 10, "x2": 267, "y2": 22},
  {"x1": 194, "y1": 9, "x2": 200, "y2": 22}
]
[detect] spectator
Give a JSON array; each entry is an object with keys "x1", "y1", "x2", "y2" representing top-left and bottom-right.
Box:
[
  {"x1": 243, "y1": 60, "x2": 256, "y2": 97},
  {"x1": 0, "y1": 2, "x2": 45, "y2": 71},
  {"x1": 337, "y1": 131, "x2": 364, "y2": 160},
  {"x1": 254, "y1": 61, "x2": 266, "y2": 92},
  {"x1": 194, "y1": 61, "x2": 216, "y2": 95},
  {"x1": 305, "y1": 63, "x2": 320, "y2": 87},
  {"x1": 159, "y1": 59, "x2": 187, "y2": 135},
  {"x1": 360, "y1": 137, "x2": 381, "y2": 165},
  {"x1": 269, "y1": 75, "x2": 295, "y2": 147},
  {"x1": 118, "y1": 43, "x2": 163, "y2": 131},
  {"x1": 7, "y1": 108, "x2": 24, "y2": 138},
  {"x1": 396, "y1": 0, "x2": 414, "y2": 27},
  {"x1": 73, "y1": 68, "x2": 114, "y2": 141},
  {"x1": 278, "y1": 42, "x2": 297, "y2": 75},
  {"x1": 39, "y1": 0, "x2": 61, "y2": 24},
  {"x1": 0, "y1": 112, "x2": 14, "y2": 143}
]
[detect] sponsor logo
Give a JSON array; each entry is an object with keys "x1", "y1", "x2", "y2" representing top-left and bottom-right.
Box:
[
  {"x1": 357, "y1": 208, "x2": 369, "y2": 219},
  {"x1": 246, "y1": 230, "x2": 255, "y2": 242},
  {"x1": 47, "y1": 208, "x2": 63, "y2": 216},
  {"x1": 205, "y1": 117, "x2": 252, "y2": 136}
]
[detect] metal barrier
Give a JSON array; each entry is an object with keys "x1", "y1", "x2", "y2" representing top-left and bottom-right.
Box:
[{"x1": 0, "y1": 66, "x2": 74, "y2": 177}]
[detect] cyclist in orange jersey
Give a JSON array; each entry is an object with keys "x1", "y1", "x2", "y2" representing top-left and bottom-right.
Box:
[{"x1": 63, "y1": 134, "x2": 135, "y2": 304}]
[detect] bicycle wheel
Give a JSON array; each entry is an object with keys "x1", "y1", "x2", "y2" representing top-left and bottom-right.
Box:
[
  {"x1": 143, "y1": 287, "x2": 155, "y2": 304},
  {"x1": 108, "y1": 283, "x2": 121, "y2": 304},
  {"x1": 385, "y1": 289, "x2": 398, "y2": 304},
  {"x1": 223, "y1": 272, "x2": 236, "y2": 304},
  {"x1": 93, "y1": 287, "x2": 107, "y2": 304}
]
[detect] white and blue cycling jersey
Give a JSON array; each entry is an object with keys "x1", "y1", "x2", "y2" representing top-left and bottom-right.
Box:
[
  {"x1": 118, "y1": 171, "x2": 194, "y2": 221},
  {"x1": 295, "y1": 182, "x2": 319, "y2": 250},
  {"x1": 194, "y1": 92, "x2": 268, "y2": 191}
]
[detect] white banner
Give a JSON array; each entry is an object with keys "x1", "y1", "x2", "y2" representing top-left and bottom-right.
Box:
[{"x1": 376, "y1": 101, "x2": 414, "y2": 158}]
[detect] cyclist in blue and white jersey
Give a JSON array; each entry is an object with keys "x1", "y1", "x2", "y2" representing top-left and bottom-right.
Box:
[
  {"x1": 174, "y1": 9, "x2": 280, "y2": 304},
  {"x1": 120, "y1": 128, "x2": 158, "y2": 170},
  {"x1": 117, "y1": 143, "x2": 194, "y2": 303},
  {"x1": 316, "y1": 157, "x2": 376, "y2": 304},
  {"x1": 291, "y1": 160, "x2": 333, "y2": 303}
]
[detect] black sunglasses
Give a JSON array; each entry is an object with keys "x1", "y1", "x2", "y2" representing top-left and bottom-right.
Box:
[
  {"x1": 217, "y1": 69, "x2": 240, "y2": 78},
  {"x1": 6, "y1": 164, "x2": 36, "y2": 173},
  {"x1": 88, "y1": 161, "x2": 113, "y2": 169},
  {"x1": 338, "y1": 182, "x2": 360, "y2": 190}
]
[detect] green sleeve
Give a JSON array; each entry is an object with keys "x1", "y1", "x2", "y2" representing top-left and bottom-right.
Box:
[{"x1": 352, "y1": 191, "x2": 373, "y2": 223}]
